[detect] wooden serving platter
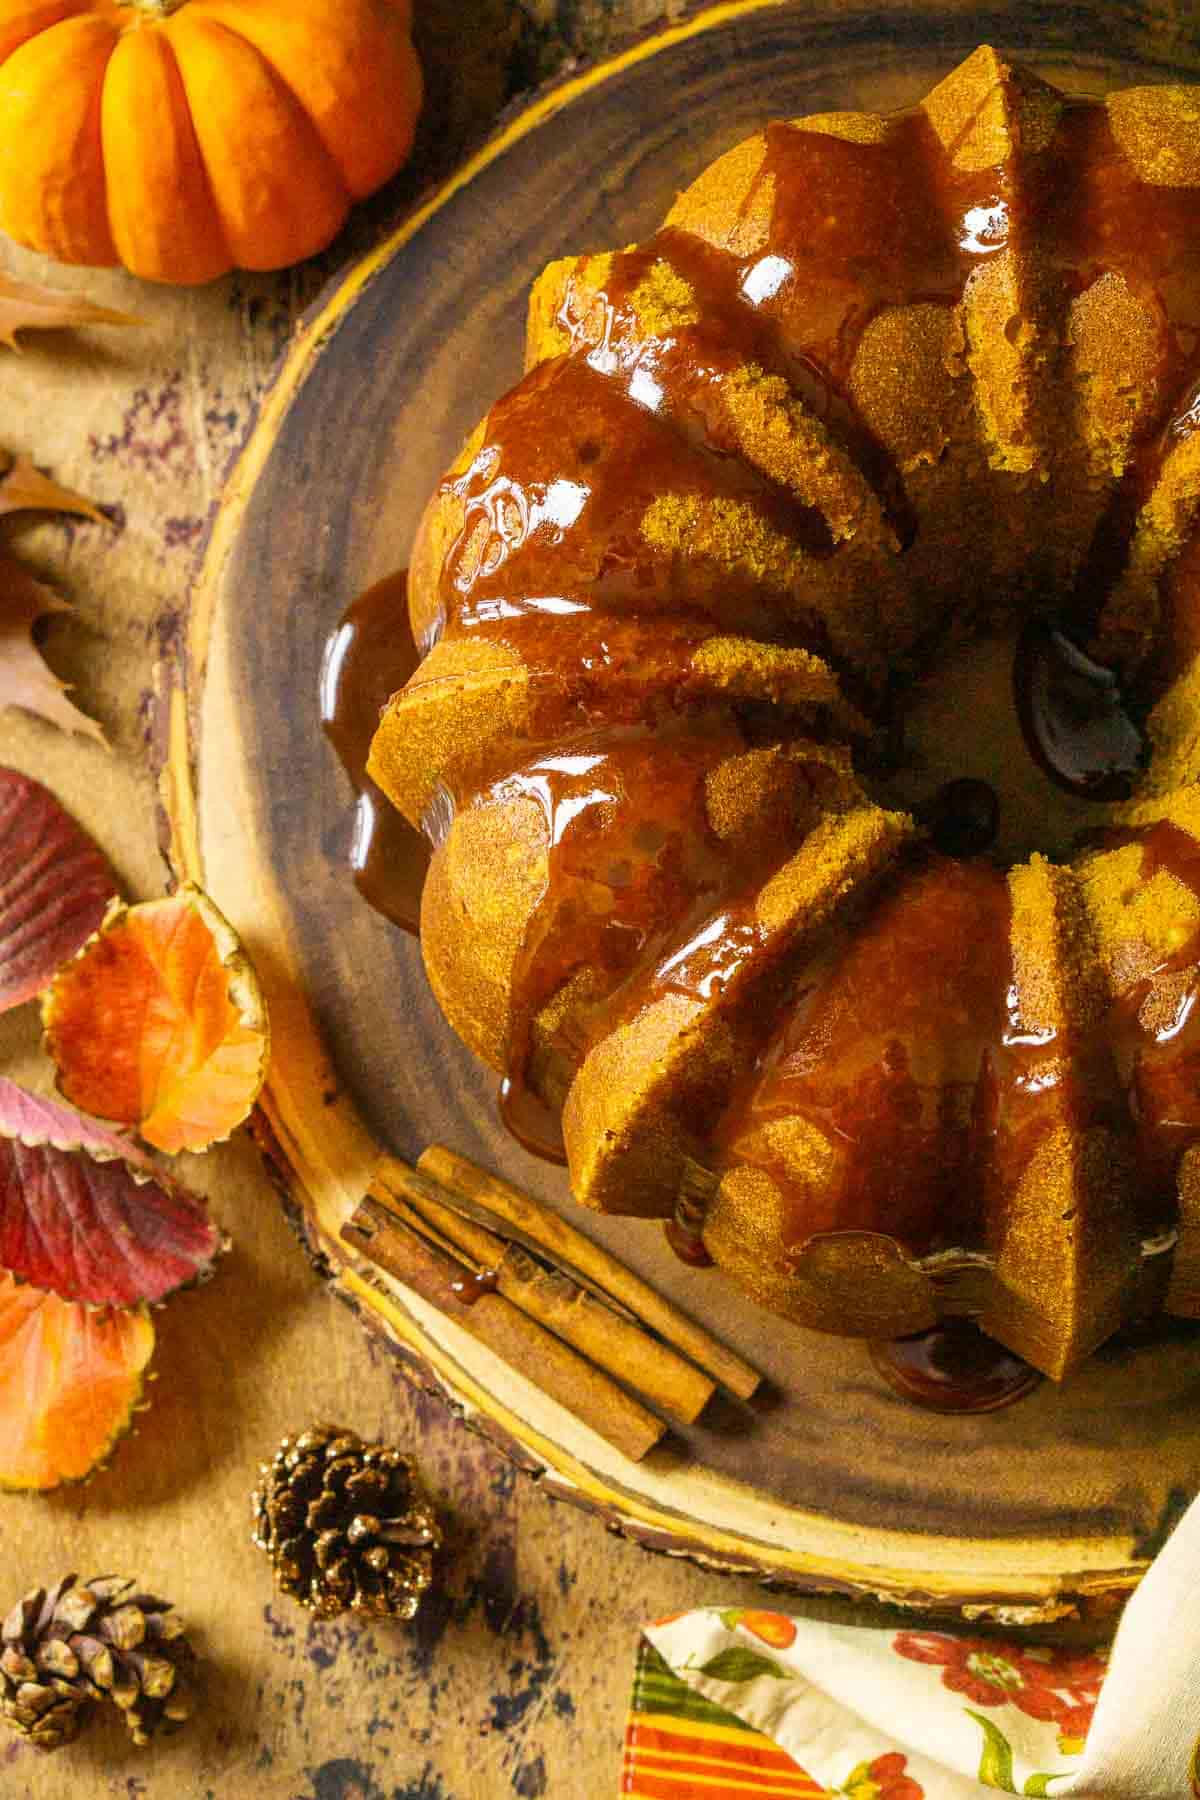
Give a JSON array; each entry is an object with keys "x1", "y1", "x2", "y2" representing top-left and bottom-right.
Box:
[{"x1": 159, "y1": 0, "x2": 1200, "y2": 1622}]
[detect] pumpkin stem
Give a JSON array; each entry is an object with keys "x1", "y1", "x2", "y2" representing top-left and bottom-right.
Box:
[{"x1": 123, "y1": 0, "x2": 190, "y2": 14}]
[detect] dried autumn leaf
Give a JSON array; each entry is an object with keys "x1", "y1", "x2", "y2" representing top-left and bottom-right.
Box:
[
  {"x1": 0, "y1": 557, "x2": 104, "y2": 742},
  {"x1": 0, "y1": 768, "x2": 115, "y2": 1012},
  {"x1": 0, "y1": 453, "x2": 104, "y2": 521},
  {"x1": 0, "y1": 271, "x2": 139, "y2": 351},
  {"x1": 0, "y1": 1078, "x2": 223, "y2": 1307},
  {"x1": 43, "y1": 884, "x2": 269, "y2": 1155},
  {"x1": 0, "y1": 1272, "x2": 153, "y2": 1491}
]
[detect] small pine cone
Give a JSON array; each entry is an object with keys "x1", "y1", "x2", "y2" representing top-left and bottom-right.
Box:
[
  {"x1": 1, "y1": 1576, "x2": 197, "y2": 1752},
  {"x1": 252, "y1": 1424, "x2": 441, "y2": 1621}
]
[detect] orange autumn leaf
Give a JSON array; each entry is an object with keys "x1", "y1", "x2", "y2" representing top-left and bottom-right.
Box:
[
  {"x1": 0, "y1": 1273, "x2": 153, "y2": 1491},
  {"x1": 0, "y1": 271, "x2": 139, "y2": 351},
  {"x1": 43, "y1": 885, "x2": 269, "y2": 1155},
  {"x1": 0, "y1": 556, "x2": 105, "y2": 742}
]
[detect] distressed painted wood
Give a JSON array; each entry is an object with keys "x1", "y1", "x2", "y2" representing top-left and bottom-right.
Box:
[
  {"x1": 161, "y1": 0, "x2": 1200, "y2": 1638},
  {"x1": 0, "y1": 5, "x2": 1196, "y2": 1798}
]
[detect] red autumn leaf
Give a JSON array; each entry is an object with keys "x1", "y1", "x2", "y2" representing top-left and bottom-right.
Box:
[
  {"x1": 0, "y1": 1272, "x2": 153, "y2": 1491},
  {"x1": 0, "y1": 768, "x2": 116, "y2": 1012},
  {"x1": 0, "y1": 453, "x2": 105, "y2": 522},
  {"x1": 43, "y1": 884, "x2": 269, "y2": 1155},
  {"x1": 0, "y1": 1079, "x2": 223, "y2": 1307},
  {"x1": 0, "y1": 556, "x2": 105, "y2": 742},
  {"x1": 0, "y1": 272, "x2": 139, "y2": 351}
]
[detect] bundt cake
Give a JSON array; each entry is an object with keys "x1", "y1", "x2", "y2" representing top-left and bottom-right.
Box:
[{"x1": 365, "y1": 46, "x2": 1200, "y2": 1381}]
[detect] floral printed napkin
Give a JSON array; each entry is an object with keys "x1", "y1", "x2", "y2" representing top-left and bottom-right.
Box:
[{"x1": 622, "y1": 1492, "x2": 1200, "y2": 1798}]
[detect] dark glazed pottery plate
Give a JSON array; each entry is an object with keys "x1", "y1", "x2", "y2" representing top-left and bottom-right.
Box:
[{"x1": 165, "y1": 0, "x2": 1200, "y2": 1619}]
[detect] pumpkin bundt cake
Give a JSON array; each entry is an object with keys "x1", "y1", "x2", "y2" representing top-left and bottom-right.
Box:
[{"x1": 367, "y1": 47, "x2": 1200, "y2": 1380}]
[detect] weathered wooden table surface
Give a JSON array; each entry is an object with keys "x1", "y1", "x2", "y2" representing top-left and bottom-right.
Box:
[{"x1": 0, "y1": 6, "x2": 935, "y2": 1797}]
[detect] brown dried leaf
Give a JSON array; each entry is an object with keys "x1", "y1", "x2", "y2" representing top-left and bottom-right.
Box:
[
  {"x1": 0, "y1": 558, "x2": 104, "y2": 743},
  {"x1": 0, "y1": 454, "x2": 104, "y2": 522},
  {"x1": 0, "y1": 272, "x2": 139, "y2": 351}
]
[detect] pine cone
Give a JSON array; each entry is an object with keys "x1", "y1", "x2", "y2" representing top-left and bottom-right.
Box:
[
  {"x1": 1, "y1": 1575, "x2": 197, "y2": 1751},
  {"x1": 252, "y1": 1424, "x2": 441, "y2": 1621}
]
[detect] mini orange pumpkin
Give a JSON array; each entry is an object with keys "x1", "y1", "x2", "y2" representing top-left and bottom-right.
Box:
[{"x1": 0, "y1": 0, "x2": 422, "y2": 285}]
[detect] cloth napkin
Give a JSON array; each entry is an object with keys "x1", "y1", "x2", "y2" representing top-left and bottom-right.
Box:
[{"x1": 622, "y1": 1493, "x2": 1200, "y2": 1798}]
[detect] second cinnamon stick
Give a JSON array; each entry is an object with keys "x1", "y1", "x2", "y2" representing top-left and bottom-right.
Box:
[
  {"x1": 341, "y1": 1196, "x2": 666, "y2": 1463},
  {"x1": 419, "y1": 1145, "x2": 762, "y2": 1399},
  {"x1": 372, "y1": 1158, "x2": 715, "y2": 1423}
]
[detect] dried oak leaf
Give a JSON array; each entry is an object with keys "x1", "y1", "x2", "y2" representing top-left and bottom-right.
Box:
[
  {"x1": 0, "y1": 272, "x2": 138, "y2": 351},
  {"x1": 43, "y1": 884, "x2": 269, "y2": 1156},
  {"x1": 0, "y1": 1271, "x2": 153, "y2": 1491},
  {"x1": 0, "y1": 1078, "x2": 223, "y2": 1307},
  {"x1": 0, "y1": 453, "x2": 104, "y2": 522},
  {"x1": 0, "y1": 768, "x2": 116, "y2": 1013},
  {"x1": 0, "y1": 557, "x2": 104, "y2": 743}
]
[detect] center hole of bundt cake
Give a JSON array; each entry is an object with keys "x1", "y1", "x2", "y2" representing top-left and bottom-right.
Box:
[{"x1": 868, "y1": 622, "x2": 1147, "y2": 867}]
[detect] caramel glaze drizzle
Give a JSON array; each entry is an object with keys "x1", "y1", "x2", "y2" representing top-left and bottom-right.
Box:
[
  {"x1": 871, "y1": 1318, "x2": 1042, "y2": 1414},
  {"x1": 322, "y1": 85, "x2": 1200, "y2": 1410},
  {"x1": 449, "y1": 1267, "x2": 501, "y2": 1306},
  {"x1": 320, "y1": 572, "x2": 429, "y2": 933},
  {"x1": 665, "y1": 1185, "x2": 715, "y2": 1269}
]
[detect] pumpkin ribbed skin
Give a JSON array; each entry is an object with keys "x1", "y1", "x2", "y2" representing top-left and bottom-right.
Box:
[{"x1": 0, "y1": 0, "x2": 423, "y2": 284}]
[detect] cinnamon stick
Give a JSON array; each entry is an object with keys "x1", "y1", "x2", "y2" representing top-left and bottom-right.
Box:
[
  {"x1": 371, "y1": 1158, "x2": 715, "y2": 1423},
  {"x1": 341, "y1": 1196, "x2": 666, "y2": 1463},
  {"x1": 418, "y1": 1145, "x2": 762, "y2": 1400}
]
